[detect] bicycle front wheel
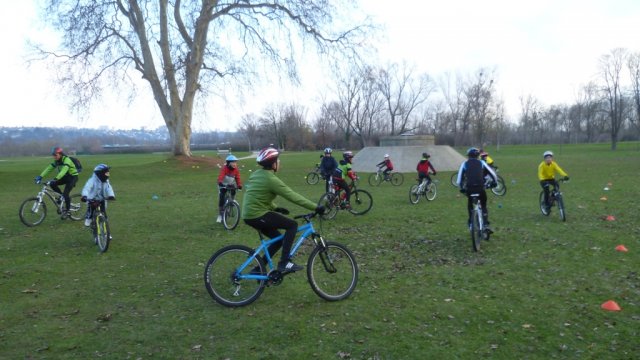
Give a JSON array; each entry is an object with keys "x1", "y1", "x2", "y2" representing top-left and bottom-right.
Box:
[
  {"x1": 368, "y1": 173, "x2": 382, "y2": 186},
  {"x1": 204, "y1": 245, "x2": 266, "y2": 307},
  {"x1": 95, "y1": 213, "x2": 111, "y2": 253},
  {"x1": 306, "y1": 172, "x2": 320, "y2": 185},
  {"x1": 307, "y1": 241, "x2": 358, "y2": 301},
  {"x1": 425, "y1": 182, "x2": 437, "y2": 201},
  {"x1": 391, "y1": 173, "x2": 404, "y2": 186},
  {"x1": 19, "y1": 197, "x2": 47, "y2": 227},
  {"x1": 318, "y1": 193, "x2": 339, "y2": 220},
  {"x1": 491, "y1": 175, "x2": 507, "y2": 196},
  {"x1": 557, "y1": 194, "x2": 566, "y2": 222},
  {"x1": 222, "y1": 201, "x2": 241, "y2": 230},
  {"x1": 409, "y1": 184, "x2": 421, "y2": 204},
  {"x1": 348, "y1": 190, "x2": 373, "y2": 215},
  {"x1": 68, "y1": 194, "x2": 84, "y2": 221},
  {"x1": 450, "y1": 173, "x2": 459, "y2": 187}
]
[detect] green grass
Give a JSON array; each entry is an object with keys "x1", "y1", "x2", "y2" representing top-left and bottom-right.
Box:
[{"x1": 1, "y1": 144, "x2": 639, "y2": 359}]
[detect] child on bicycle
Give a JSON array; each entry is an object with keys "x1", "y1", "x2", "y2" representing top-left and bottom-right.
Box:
[
  {"x1": 216, "y1": 154, "x2": 243, "y2": 223},
  {"x1": 416, "y1": 152, "x2": 437, "y2": 185},
  {"x1": 242, "y1": 147, "x2": 324, "y2": 274},
  {"x1": 81, "y1": 164, "x2": 115, "y2": 227},
  {"x1": 457, "y1": 147, "x2": 497, "y2": 233},
  {"x1": 538, "y1": 150, "x2": 569, "y2": 211},
  {"x1": 319, "y1": 147, "x2": 338, "y2": 193},
  {"x1": 332, "y1": 151, "x2": 357, "y2": 208},
  {"x1": 34, "y1": 147, "x2": 80, "y2": 218},
  {"x1": 376, "y1": 154, "x2": 394, "y2": 180},
  {"x1": 479, "y1": 150, "x2": 497, "y2": 169}
]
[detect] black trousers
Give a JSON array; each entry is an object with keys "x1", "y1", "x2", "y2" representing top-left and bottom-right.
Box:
[
  {"x1": 466, "y1": 187, "x2": 488, "y2": 223},
  {"x1": 244, "y1": 212, "x2": 298, "y2": 265},
  {"x1": 50, "y1": 174, "x2": 78, "y2": 211}
]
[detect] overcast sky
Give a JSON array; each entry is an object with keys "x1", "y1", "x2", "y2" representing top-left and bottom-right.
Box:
[{"x1": 2, "y1": 0, "x2": 640, "y2": 132}]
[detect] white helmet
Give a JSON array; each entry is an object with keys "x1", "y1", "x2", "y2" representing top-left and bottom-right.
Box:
[
  {"x1": 384, "y1": 154, "x2": 389, "y2": 158},
  {"x1": 543, "y1": 150, "x2": 553, "y2": 158}
]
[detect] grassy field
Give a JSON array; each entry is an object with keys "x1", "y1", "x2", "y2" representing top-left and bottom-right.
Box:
[{"x1": 1, "y1": 144, "x2": 639, "y2": 359}]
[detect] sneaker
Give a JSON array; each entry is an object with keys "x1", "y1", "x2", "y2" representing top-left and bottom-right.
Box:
[
  {"x1": 485, "y1": 227, "x2": 494, "y2": 235},
  {"x1": 216, "y1": 215, "x2": 222, "y2": 223},
  {"x1": 84, "y1": 218, "x2": 91, "y2": 227},
  {"x1": 278, "y1": 261, "x2": 303, "y2": 274}
]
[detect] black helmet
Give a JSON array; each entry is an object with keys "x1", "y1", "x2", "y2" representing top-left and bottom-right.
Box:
[
  {"x1": 467, "y1": 147, "x2": 480, "y2": 158},
  {"x1": 422, "y1": 152, "x2": 430, "y2": 158}
]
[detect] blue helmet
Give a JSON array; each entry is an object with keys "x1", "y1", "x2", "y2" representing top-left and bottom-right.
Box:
[
  {"x1": 467, "y1": 147, "x2": 480, "y2": 158},
  {"x1": 225, "y1": 154, "x2": 238, "y2": 162},
  {"x1": 94, "y1": 163, "x2": 110, "y2": 173}
]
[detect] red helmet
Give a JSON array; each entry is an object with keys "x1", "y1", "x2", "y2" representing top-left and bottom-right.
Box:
[
  {"x1": 256, "y1": 147, "x2": 279, "y2": 167},
  {"x1": 51, "y1": 146, "x2": 64, "y2": 155}
]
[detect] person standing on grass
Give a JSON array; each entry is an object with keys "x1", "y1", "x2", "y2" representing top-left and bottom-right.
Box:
[
  {"x1": 319, "y1": 147, "x2": 338, "y2": 193},
  {"x1": 538, "y1": 150, "x2": 569, "y2": 212},
  {"x1": 35, "y1": 147, "x2": 80, "y2": 218},
  {"x1": 242, "y1": 147, "x2": 324, "y2": 274},
  {"x1": 216, "y1": 154, "x2": 243, "y2": 223}
]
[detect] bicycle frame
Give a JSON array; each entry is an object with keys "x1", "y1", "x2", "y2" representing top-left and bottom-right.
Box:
[
  {"x1": 236, "y1": 221, "x2": 322, "y2": 282},
  {"x1": 33, "y1": 185, "x2": 64, "y2": 212},
  {"x1": 470, "y1": 194, "x2": 484, "y2": 230}
]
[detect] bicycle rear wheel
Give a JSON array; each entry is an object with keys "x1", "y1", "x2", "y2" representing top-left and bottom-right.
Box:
[
  {"x1": 95, "y1": 213, "x2": 111, "y2": 253},
  {"x1": 539, "y1": 191, "x2": 550, "y2": 216},
  {"x1": 306, "y1": 172, "x2": 320, "y2": 185},
  {"x1": 222, "y1": 201, "x2": 241, "y2": 230},
  {"x1": 318, "y1": 193, "x2": 339, "y2": 220},
  {"x1": 409, "y1": 184, "x2": 421, "y2": 204},
  {"x1": 471, "y1": 209, "x2": 481, "y2": 252},
  {"x1": 390, "y1": 173, "x2": 404, "y2": 186},
  {"x1": 368, "y1": 173, "x2": 382, "y2": 186},
  {"x1": 491, "y1": 175, "x2": 507, "y2": 196},
  {"x1": 307, "y1": 241, "x2": 358, "y2": 301},
  {"x1": 19, "y1": 197, "x2": 47, "y2": 227},
  {"x1": 204, "y1": 245, "x2": 266, "y2": 307},
  {"x1": 425, "y1": 182, "x2": 437, "y2": 201},
  {"x1": 557, "y1": 194, "x2": 566, "y2": 222},
  {"x1": 348, "y1": 190, "x2": 373, "y2": 215}
]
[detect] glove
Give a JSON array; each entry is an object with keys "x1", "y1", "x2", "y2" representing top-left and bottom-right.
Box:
[
  {"x1": 218, "y1": 182, "x2": 223, "y2": 187},
  {"x1": 34, "y1": 176, "x2": 42, "y2": 184},
  {"x1": 315, "y1": 205, "x2": 326, "y2": 215},
  {"x1": 459, "y1": 188, "x2": 466, "y2": 194},
  {"x1": 81, "y1": 196, "x2": 87, "y2": 202},
  {"x1": 107, "y1": 196, "x2": 115, "y2": 201},
  {"x1": 433, "y1": 172, "x2": 437, "y2": 176},
  {"x1": 563, "y1": 176, "x2": 569, "y2": 181},
  {"x1": 273, "y1": 207, "x2": 290, "y2": 215},
  {"x1": 237, "y1": 185, "x2": 242, "y2": 190},
  {"x1": 48, "y1": 179, "x2": 57, "y2": 186}
]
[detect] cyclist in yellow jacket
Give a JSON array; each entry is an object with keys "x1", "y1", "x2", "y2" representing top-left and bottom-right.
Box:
[{"x1": 538, "y1": 150, "x2": 569, "y2": 211}]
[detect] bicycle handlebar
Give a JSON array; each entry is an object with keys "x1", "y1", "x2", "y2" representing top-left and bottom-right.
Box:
[{"x1": 293, "y1": 212, "x2": 318, "y2": 222}]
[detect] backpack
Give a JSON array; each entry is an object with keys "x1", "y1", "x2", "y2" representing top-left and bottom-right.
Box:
[{"x1": 69, "y1": 156, "x2": 83, "y2": 173}]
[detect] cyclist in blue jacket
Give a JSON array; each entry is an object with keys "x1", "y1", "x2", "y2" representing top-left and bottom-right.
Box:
[{"x1": 457, "y1": 147, "x2": 497, "y2": 233}]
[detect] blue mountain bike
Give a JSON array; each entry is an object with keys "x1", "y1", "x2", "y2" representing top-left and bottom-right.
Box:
[{"x1": 204, "y1": 212, "x2": 358, "y2": 307}]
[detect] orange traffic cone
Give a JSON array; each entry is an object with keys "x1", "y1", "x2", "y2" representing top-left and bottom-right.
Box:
[
  {"x1": 605, "y1": 215, "x2": 616, "y2": 221},
  {"x1": 601, "y1": 300, "x2": 621, "y2": 311},
  {"x1": 615, "y1": 245, "x2": 628, "y2": 252}
]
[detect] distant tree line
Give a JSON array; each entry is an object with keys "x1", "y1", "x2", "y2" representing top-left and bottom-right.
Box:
[{"x1": 237, "y1": 48, "x2": 640, "y2": 151}]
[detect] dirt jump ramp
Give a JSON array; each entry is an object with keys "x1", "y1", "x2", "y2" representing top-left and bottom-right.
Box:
[{"x1": 351, "y1": 145, "x2": 466, "y2": 174}]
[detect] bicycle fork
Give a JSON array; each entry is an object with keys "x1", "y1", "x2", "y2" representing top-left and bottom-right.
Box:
[{"x1": 313, "y1": 235, "x2": 337, "y2": 273}]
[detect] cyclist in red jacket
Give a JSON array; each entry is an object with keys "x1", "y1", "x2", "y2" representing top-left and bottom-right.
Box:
[
  {"x1": 376, "y1": 154, "x2": 394, "y2": 180},
  {"x1": 416, "y1": 152, "x2": 437, "y2": 185},
  {"x1": 216, "y1": 154, "x2": 243, "y2": 223}
]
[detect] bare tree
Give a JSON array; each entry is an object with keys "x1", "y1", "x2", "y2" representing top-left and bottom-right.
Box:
[
  {"x1": 377, "y1": 62, "x2": 435, "y2": 135},
  {"x1": 599, "y1": 48, "x2": 628, "y2": 150},
  {"x1": 627, "y1": 51, "x2": 640, "y2": 135},
  {"x1": 36, "y1": 1, "x2": 371, "y2": 156},
  {"x1": 237, "y1": 114, "x2": 260, "y2": 151}
]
